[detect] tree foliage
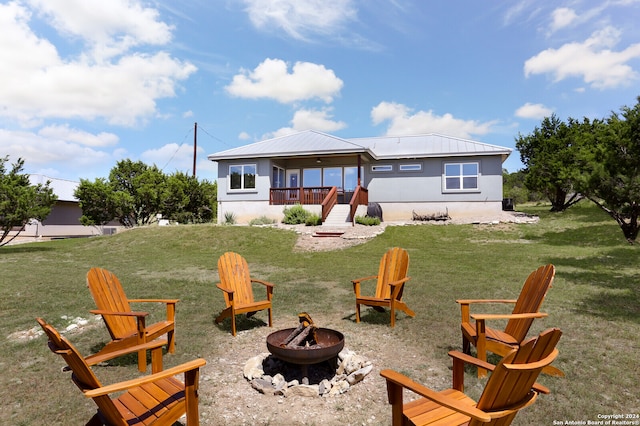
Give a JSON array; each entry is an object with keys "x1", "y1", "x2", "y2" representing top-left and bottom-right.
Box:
[
  {"x1": 517, "y1": 96, "x2": 640, "y2": 243},
  {"x1": 573, "y1": 98, "x2": 640, "y2": 243},
  {"x1": 515, "y1": 114, "x2": 584, "y2": 211},
  {"x1": 0, "y1": 157, "x2": 57, "y2": 247},
  {"x1": 75, "y1": 160, "x2": 217, "y2": 228}
]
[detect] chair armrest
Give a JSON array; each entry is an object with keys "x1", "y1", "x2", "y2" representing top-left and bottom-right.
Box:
[
  {"x1": 84, "y1": 358, "x2": 207, "y2": 398},
  {"x1": 456, "y1": 299, "x2": 518, "y2": 305},
  {"x1": 471, "y1": 312, "x2": 548, "y2": 321},
  {"x1": 351, "y1": 275, "x2": 378, "y2": 285},
  {"x1": 215, "y1": 283, "x2": 234, "y2": 295},
  {"x1": 251, "y1": 278, "x2": 274, "y2": 289},
  {"x1": 388, "y1": 277, "x2": 411, "y2": 299},
  {"x1": 448, "y1": 350, "x2": 497, "y2": 372},
  {"x1": 380, "y1": 369, "x2": 491, "y2": 422},
  {"x1": 90, "y1": 309, "x2": 148, "y2": 318},
  {"x1": 84, "y1": 339, "x2": 168, "y2": 366},
  {"x1": 128, "y1": 299, "x2": 179, "y2": 304}
]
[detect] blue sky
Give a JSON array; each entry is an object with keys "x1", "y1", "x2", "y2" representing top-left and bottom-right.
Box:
[{"x1": 1, "y1": 0, "x2": 639, "y2": 183}]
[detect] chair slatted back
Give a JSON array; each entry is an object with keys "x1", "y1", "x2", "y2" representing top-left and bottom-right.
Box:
[
  {"x1": 218, "y1": 252, "x2": 255, "y2": 307},
  {"x1": 504, "y1": 264, "x2": 555, "y2": 342},
  {"x1": 471, "y1": 328, "x2": 562, "y2": 426},
  {"x1": 375, "y1": 247, "x2": 410, "y2": 300},
  {"x1": 36, "y1": 318, "x2": 123, "y2": 425},
  {"x1": 87, "y1": 267, "x2": 136, "y2": 340}
]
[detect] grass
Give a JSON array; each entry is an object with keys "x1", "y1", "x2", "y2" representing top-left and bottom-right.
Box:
[{"x1": 1, "y1": 201, "x2": 639, "y2": 424}]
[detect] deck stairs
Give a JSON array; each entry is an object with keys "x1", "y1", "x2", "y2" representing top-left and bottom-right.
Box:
[{"x1": 322, "y1": 204, "x2": 352, "y2": 228}]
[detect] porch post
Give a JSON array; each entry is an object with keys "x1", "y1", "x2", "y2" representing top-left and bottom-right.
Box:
[{"x1": 357, "y1": 155, "x2": 361, "y2": 187}]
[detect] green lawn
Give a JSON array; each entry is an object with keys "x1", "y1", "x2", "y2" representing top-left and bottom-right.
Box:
[{"x1": 1, "y1": 201, "x2": 638, "y2": 425}]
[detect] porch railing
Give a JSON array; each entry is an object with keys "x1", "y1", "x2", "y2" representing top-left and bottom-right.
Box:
[
  {"x1": 321, "y1": 187, "x2": 338, "y2": 222},
  {"x1": 269, "y1": 187, "x2": 333, "y2": 205},
  {"x1": 349, "y1": 185, "x2": 368, "y2": 225},
  {"x1": 270, "y1": 185, "x2": 368, "y2": 225}
]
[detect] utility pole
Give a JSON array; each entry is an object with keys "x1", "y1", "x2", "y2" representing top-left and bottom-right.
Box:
[{"x1": 193, "y1": 122, "x2": 197, "y2": 177}]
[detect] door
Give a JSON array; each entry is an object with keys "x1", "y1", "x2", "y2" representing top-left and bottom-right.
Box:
[
  {"x1": 286, "y1": 169, "x2": 300, "y2": 202},
  {"x1": 286, "y1": 169, "x2": 299, "y2": 188}
]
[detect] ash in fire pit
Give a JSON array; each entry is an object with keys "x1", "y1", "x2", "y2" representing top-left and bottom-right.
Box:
[{"x1": 244, "y1": 313, "x2": 373, "y2": 397}]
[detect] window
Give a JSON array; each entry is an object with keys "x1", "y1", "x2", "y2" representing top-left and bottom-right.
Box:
[
  {"x1": 444, "y1": 162, "x2": 479, "y2": 191},
  {"x1": 229, "y1": 164, "x2": 256, "y2": 190},
  {"x1": 371, "y1": 164, "x2": 392, "y2": 172},
  {"x1": 272, "y1": 166, "x2": 285, "y2": 188},
  {"x1": 302, "y1": 168, "x2": 321, "y2": 187},
  {"x1": 323, "y1": 167, "x2": 343, "y2": 189},
  {"x1": 399, "y1": 163, "x2": 422, "y2": 172}
]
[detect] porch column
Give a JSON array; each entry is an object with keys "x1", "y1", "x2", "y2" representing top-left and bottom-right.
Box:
[{"x1": 357, "y1": 155, "x2": 361, "y2": 187}]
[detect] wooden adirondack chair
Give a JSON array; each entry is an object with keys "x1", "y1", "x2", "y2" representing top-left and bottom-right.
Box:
[
  {"x1": 457, "y1": 264, "x2": 562, "y2": 377},
  {"x1": 352, "y1": 247, "x2": 414, "y2": 327},
  {"x1": 36, "y1": 318, "x2": 206, "y2": 426},
  {"x1": 215, "y1": 251, "x2": 274, "y2": 336},
  {"x1": 380, "y1": 327, "x2": 562, "y2": 426},
  {"x1": 86, "y1": 267, "x2": 178, "y2": 372}
]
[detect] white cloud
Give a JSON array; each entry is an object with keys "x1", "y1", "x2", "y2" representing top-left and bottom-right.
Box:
[
  {"x1": 290, "y1": 108, "x2": 346, "y2": 132},
  {"x1": 370, "y1": 102, "x2": 495, "y2": 138},
  {"x1": 238, "y1": 131, "x2": 251, "y2": 141},
  {"x1": 0, "y1": 1, "x2": 196, "y2": 127},
  {"x1": 225, "y1": 58, "x2": 343, "y2": 104},
  {"x1": 549, "y1": 7, "x2": 578, "y2": 33},
  {"x1": 38, "y1": 124, "x2": 119, "y2": 147},
  {"x1": 267, "y1": 108, "x2": 346, "y2": 139},
  {"x1": 0, "y1": 128, "x2": 114, "y2": 178},
  {"x1": 515, "y1": 102, "x2": 554, "y2": 119},
  {"x1": 242, "y1": 0, "x2": 357, "y2": 41},
  {"x1": 139, "y1": 142, "x2": 217, "y2": 180},
  {"x1": 26, "y1": 0, "x2": 174, "y2": 60},
  {"x1": 524, "y1": 26, "x2": 640, "y2": 89}
]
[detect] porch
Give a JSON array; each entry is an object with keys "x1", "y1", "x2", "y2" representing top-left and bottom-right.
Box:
[{"x1": 269, "y1": 185, "x2": 368, "y2": 224}]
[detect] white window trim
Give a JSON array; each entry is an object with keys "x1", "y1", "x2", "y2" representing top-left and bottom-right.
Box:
[
  {"x1": 371, "y1": 164, "x2": 393, "y2": 172},
  {"x1": 228, "y1": 163, "x2": 257, "y2": 191},
  {"x1": 443, "y1": 162, "x2": 480, "y2": 192},
  {"x1": 399, "y1": 163, "x2": 422, "y2": 172}
]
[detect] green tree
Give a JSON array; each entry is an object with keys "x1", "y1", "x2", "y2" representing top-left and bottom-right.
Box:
[
  {"x1": 502, "y1": 169, "x2": 543, "y2": 204},
  {"x1": 109, "y1": 160, "x2": 167, "y2": 227},
  {"x1": 74, "y1": 178, "x2": 119, "y2": 229},
  {"x1": 575, "y1": 97, "x2": 640, "y2": 243},
  {"x1": 515, "y1": 114, "x2": 584, "y2": 211},
  {"x1": 0, "y1": 157, "x2": 57, "y2": 246},
  {"x1": 163, "y1": 172, "x2": 217, "y2": 223}
]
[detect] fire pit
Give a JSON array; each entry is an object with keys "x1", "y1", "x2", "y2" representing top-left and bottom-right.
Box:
[
  {"x1": 266, "y1": 327, "x2": 344, "y2": 365},
  {"x1": 244, "y1": 313, "x2": 371, "y2": 397}
]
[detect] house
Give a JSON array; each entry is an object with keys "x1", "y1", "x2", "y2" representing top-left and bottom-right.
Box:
[
  {"x1": 207, "y1": 130, "x2": 511, "y2": 225},
  {"x1": 11, "y1": 176, "x2": 118, "y2": 242}
]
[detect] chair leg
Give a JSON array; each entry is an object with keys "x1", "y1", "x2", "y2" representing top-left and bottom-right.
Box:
[
  {"x1": 167, "y1": 329, "x2": 176, "y2": 353},
  {"x1": 137, "y1": 348, "x2": 147, "y2": 372},
  {"x1": 390, "y1": 301, "x2": 396, "y2": 328},
  {"x1": 462, "y1": 336, "x2": 471, "y2": 355},
  {"x1": 231, "y1": 314, "x2": 237, "y2": 337},
  {"x1": 355, "y1": 302, "x2": 361, "y2": 323},
  {"x1": 267, "y1": 307, "x2": 273, "y2": 328},
  {"x1": 476, "y1": 337, "x2": 487, "y2": 378}
]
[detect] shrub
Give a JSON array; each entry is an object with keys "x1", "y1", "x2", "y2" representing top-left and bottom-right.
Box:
[
  {"x1": 249, "y1": 216, "x2": 276, "y2": 226},
  {"x1": 282, "y1": 204, "x2": 311, "y2": 224},
  {"x1": 223, "y1": 211, "x2": 236, "y2": 225},
  {"x1": 355, "y1": 215, "x2": 381, "y2": 226},
  {"x1": 305, "y1": 214, "x2": 322, "y2": 226}
]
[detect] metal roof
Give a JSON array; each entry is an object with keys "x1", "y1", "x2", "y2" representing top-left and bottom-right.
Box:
[
  {"x1": 208, "y1": 130, "x2": 368, "y2": 160},
  {"x1": 29, "y1": 175, "x2": 79, "y2": 201},
  {"x1": 208, "y1": 130, "x2": 511, "y2": 162},
  {"x1": 349, "y1": 133, "x2": 512, "y2": 160}
]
